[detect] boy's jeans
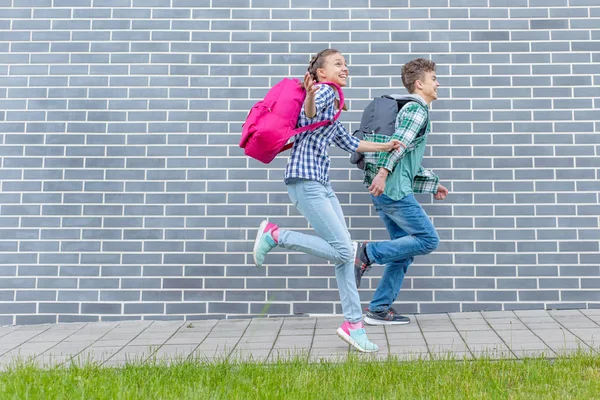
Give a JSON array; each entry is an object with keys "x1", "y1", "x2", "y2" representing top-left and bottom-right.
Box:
[
  {"x1": 278, "y1": 179, "x2": 363, "y2": 323},
  {"x1": 366, "y1": 194, "x2": 439, "y2": 313}
]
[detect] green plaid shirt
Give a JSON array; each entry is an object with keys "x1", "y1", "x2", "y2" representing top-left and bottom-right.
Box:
[{"x1": 363, "y1": 100, "x2": 439, "y2": 194}]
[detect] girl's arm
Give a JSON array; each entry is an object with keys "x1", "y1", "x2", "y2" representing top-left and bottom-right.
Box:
[
  {"x1": 303, "y1": 72, "x2": 318, "y2": 118},
  {"x1": 356, "y1": 139, "x2": 402, "y2": 153}
]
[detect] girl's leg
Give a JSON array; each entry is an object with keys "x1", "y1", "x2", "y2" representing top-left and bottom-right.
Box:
[{"x1": 278, "y1": 180, "x2": 354, "y2": 265}]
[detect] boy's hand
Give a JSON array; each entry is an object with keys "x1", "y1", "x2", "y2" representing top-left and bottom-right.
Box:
[
  {"x1": 369, "y1": 169, "x2": 388, "y2": 197},
  {"x1": 434, "y1": 184, "x2": 448, "y2": 201}
]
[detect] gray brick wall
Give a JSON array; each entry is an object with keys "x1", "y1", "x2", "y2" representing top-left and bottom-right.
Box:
[{"x1": 0, "y1": 0, "x2": 599, "y2": 325}]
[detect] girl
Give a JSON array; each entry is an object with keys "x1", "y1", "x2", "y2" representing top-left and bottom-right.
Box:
[{"x1": 253, "y1": 49, "x2": 400, "y2": 353}]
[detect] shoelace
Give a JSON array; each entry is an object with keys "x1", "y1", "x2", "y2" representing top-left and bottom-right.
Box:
[{"x1": 360, "y1": 263, "x2": 372, "y2": 276}]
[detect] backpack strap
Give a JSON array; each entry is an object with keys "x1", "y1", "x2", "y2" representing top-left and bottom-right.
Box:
[{"x1": 280, "y1": 81, "x2": 345, "y2": 153}]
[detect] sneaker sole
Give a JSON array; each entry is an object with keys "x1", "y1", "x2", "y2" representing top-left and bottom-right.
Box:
[
  {"x1": 352, "y1": 241, "x2": 362, "y2": 289},
  {"x1": 253, "y1": 220, "x2": 268, "y2": 268},
  {"x1": 336, "y1": 328, "x2": 378, "y2": 353},
  {"x1": 364, "y1": 316, "x2": 410, "y2": 326}
]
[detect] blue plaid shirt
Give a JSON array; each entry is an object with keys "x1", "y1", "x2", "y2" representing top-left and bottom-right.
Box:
[{"x1": 284, "y1": 85, "x2": 360, "y2": 185}]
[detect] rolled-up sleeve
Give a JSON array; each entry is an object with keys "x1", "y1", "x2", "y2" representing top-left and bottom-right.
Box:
[{"x1": 413, "y1": 166, "x2": 439, "y2": 194}]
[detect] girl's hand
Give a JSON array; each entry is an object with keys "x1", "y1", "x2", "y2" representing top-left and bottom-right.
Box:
[
  {"x1": 303, "y1": 72, "x2": 318, "y2": 99},
  {"x1": 383, "y1": 139, "x2": 402, "y2": 152}
]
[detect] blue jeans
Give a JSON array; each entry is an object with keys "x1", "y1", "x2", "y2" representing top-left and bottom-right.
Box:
[
  {"x1": 278, "y1": 179, "x2": 362, "y2": 323},
  {"x1": 366, "y1": 194, "x2": 439, "y2": 313}
]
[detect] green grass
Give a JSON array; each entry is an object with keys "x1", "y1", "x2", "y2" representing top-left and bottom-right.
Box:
[{"x1": 2, "y1": 352, "x2": 600, "y2": 399}]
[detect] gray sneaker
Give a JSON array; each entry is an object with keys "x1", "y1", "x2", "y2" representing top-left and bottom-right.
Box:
[
  {"x1": 364, "y1": 307, "x2": 410, "y2": 326},
  {"x1": 353, "y1": 241, "x2": 372, "y2": 288}
]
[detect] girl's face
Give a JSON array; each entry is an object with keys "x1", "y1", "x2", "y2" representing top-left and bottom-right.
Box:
[{"x1": 316, "y1": 53, "x2": 349, "y2": 87}]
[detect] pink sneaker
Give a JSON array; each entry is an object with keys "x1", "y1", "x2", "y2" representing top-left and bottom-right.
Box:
[
  {"x1": 253, "y1": 220, "x2": 278, "y2": 267},
  {"x1": 336, "y1": 321, "x2": 379, "y2": 353}
]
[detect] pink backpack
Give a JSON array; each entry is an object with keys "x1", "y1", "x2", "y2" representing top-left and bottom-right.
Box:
[{"x1": 239, "y1": 78, "x2": 344, "y2": 164}]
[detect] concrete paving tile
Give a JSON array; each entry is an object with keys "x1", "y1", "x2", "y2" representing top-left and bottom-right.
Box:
[
  {"x1": 387, "y1": 338, "x2": 427, "y2": 348},
  {"x1": 314, "y1": 317, "x2": 344, "y2": 328},
  {"x1": 91, "y1": 340, "x2": 130, "y2": 347},
  {"x1": 240, "y1": 334, "x2": 278, "y2": 343},
  {"x1": 513, "y1": 310, "x2": 550, "y2": 318},
  {"x1": 127, "y1": 338, "x2": 170, "y2": 347},
  {"x1": 545, "y1": 341, "x2": 592, "y2": 352},
  {"x1": 483, "y1": 311, "x2": 517, "y2": 319},
  {"x1": 163, "y1": 337, "x2": 205, "y2": 345},
  {"x1": 505, "y1": 343, "x2": 552, "y2": 352},
  {"x1": 513, "y1": 349, "x2": 556, "y2": 358},
  {"x1": 418, "y1": 323, "x2": 457, "y2": 332},
  {"x1": 468, "y1": 343, "x2": 510, "y2": 353},
  {"x1": 309, "y1": 354, "x2": 349, "y2": 363},
  {"x1": 428, "y1": 344, "x2": 470, "y2": 353},
  {"x1": 389, "y1": 345, "x2": 429, "y2": 354},
  {"x1": 268, "y1": 349, "x2": 309, "y2": 362},
  {"x1": 386, "y1": 331, "x2": 426, "y2": 340},
  {"x1": 152, "y1": 345, "x2": 196, "y2": 358},
  {"x1": 383, "y1": 324, "x2": 422, "y2": 333},
  {"x1": 554, "y1": 320, "x2": 599, "y2": 329},
  {"x1": 568, "y1": 328, "x2": 600, "y2": 340},
  {"x1": 281, "y1": 318, "x2": 316, "y2": 327},
  {"x1": 278, "y1": 329, "x2": 314, "y2": 336},
  {"x1": 549, "y1": 310, "x2": 584, "y2": 317},
  {"x1": 582, "y1": 309, "x2": 600, "y2": 316},
  {"x1": 311, "y1": 340, "x2": 347, "y2": 349},
  {"x1": 471, "y1": 349, "x2": 515, "y2": 359},
  {"x1": 235, "y1": 343, "x2": 273, "y2": 351},
  {"x1": 430, "y1": 351, "x2": 473, "y2": 360},
  {"x1": 448, "y1": 311, "x2": 484, "y2": 320},
  {"x1": 204, "y1": 330, "x2": 247, "y2": 338},
  {"x1": 453, "y1": 323, "x2": 492, "y2": 331},
  {"x1": 274, "y1": 335, "x2": 313, "y2": 344},
  {"x1": 423, "y1": 331, "x2": 464, "y2": 339},
  {"x1": 417, "y1": 314, "x2": 451, "y2": 321},
  {"x1": 486, "y1": 321, "x2": 528, "y2": 330},
  {"x1": 191, "y1": 349, "x2": 230, "y2": 360},
  {"x1": 389, "y1": 352, "x2": 430, "y2": 361},
  {"x1": 523, "y1": 323, "x2": 563, "y2": 331},
  {"x1": 198, "y1": 338, "x2": 241, "y2": 348},
  {"x1": 229, "y1": 350, "x2": 271, "y2": 362},
  {"x1": 519, "y1": 317, "x2": 555, "y2": 324}
]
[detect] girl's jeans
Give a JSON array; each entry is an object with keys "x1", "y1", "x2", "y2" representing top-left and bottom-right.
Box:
[{"x1": 278, "y1": 179, "x2": 362, "y2": 323}]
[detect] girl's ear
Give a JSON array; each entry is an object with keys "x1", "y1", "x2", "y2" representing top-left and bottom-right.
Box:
[{"x1": 316, "y1": 67, "x2": 327, "y2": 82}]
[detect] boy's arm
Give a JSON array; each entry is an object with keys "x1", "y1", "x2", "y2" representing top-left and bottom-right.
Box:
[
  {"x1": 376, "y1": 103, "x2": 428, "y2": 173},
  {"x1": 413, "y1": 166, "x2": 439, "y2": 194}
]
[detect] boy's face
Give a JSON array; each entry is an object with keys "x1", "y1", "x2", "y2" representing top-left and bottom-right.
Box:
[{"x1": 417, "y1": 71, "x2": 440, "y2": 103}]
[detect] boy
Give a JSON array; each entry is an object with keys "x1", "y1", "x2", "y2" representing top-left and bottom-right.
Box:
[{"x1": 355, "y1": 58, "x2": 449, "y2": 325}]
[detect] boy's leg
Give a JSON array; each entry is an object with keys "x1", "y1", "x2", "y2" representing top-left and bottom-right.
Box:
[
  {"x1": 367, "y1": 194, "x2": 439, "y2": 266},
  {"x1": 368, "y1": 210, "x2": 412, "y2": 313},
  {"x1": 362, "y1": 194, "x2": 438, "y2": 324}
]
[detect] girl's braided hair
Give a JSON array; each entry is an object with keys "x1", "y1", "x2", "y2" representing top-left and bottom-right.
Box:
[{"x1": 307, "y1": 48, "x2": 340, "y2": 82}]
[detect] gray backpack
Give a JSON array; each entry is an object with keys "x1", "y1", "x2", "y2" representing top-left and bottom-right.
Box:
[{"x1": 350, "y1": 95, "x2": 429, "y2": 170}]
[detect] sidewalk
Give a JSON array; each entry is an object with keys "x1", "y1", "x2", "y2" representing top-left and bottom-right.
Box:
[{"x1": 1, "y1": 309, "x2": 599, "y2": 370}]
